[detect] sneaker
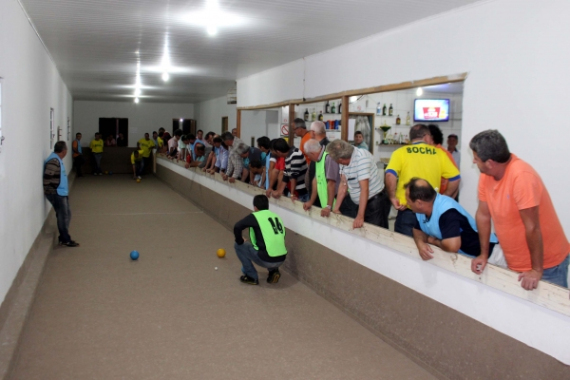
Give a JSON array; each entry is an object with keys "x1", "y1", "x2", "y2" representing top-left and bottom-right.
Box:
[
  {"x1": 239, "y1": 275, "x2": 259, "y2": 285},
  {"x1": 93, "y1": 173, "x2": 97, "y2": 176},
  {"x1": 267, "y1": 268, "x2": 281, "y2": 284},
  {"x1": 98, "y1": 173, "x2": 103, "y2": 176},
  {"x1": 61, "y1": 240, "x2": 80, "y2": 247},
  {"x1": 137, "y1": 176, "x2": 142, "y2": 180}
]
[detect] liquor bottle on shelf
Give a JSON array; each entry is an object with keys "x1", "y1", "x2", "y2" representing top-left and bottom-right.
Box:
[
  {"x1": 389, "y1": 103, "x2": 393, "y2": 116},
  {"x1": 325, "y1": 101, "x2": 330, "y2": 114},
  {"x1": 382, "y1": 103, "x2": 387, "y2": 116},
  {"x1": 318, "y1": 111, "x2": 323, "y2": 121},
  {"x1": 396, "y1": 115, "x2": 401, "y2": 125},
  {"x1": 331, "y1": 102, "x2": 336, "y2": 114},
  {"x1": 311, "y1": 108, "x2": 316, "y2": 121},
  {"x1": 304, "y1": 109, "x2": 309, "y2": 121},
  {"x1": 339, "y1": 100, "x2": 342, "y2": 114},
  {"x1": 406, "y1": 111, "x2": 411, "y2": 126},
  {"x1": 376, "y1": 102, "x2": 382, "y2": 115}
]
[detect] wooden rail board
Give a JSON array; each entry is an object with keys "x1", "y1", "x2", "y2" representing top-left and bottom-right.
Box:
[{"x1": 156, "y1": 155, "x2": 570, "y2": 317}]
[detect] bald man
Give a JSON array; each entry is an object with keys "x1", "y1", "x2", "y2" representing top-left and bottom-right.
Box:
[{"x1": 405, "y1": 177, "x2": 504, "y2": 266}]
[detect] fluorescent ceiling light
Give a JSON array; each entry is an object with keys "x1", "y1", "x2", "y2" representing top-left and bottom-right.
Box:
[
  {"x1": 162, "y1": 72, "x2": 170, "y2": 81},
  {"x1": 134, "y1": 98, "x2": 139, "y2": 103},
  {"x1": 183, "y1": 0, "x2": 247, "y2": 35}
]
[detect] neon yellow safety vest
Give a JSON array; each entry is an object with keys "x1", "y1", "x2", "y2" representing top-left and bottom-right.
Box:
[
  {"x1": 316, "y1": 150, "x2": 336, "y2": 209},
  {"x1": 250, "y1": 210, "x2": 287, "y2": 258}
]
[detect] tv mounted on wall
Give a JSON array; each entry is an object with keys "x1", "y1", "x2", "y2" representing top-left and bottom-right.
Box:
[{"x1": 414, "y1": 99, "x2": 450, "y2": 122}]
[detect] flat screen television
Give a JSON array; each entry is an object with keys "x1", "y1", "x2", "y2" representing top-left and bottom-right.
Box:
[{"x1": 414, "y1": 99, "x2": 450, "y2": 122}]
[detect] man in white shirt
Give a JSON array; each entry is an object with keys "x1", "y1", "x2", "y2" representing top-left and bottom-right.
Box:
[{"x1": 327, "y1": 139, "x2": 390, "y2": 229}]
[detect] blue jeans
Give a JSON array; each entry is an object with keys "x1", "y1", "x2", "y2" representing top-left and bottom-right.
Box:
[
  {"x1": 93, "y1": 153, "x2": 103, "y2": 174},
  {"x1": 395, "y1": 208, "x2": 416, "y2": 237},
  {"x1": 234, "y1": 242, "x2": 284, "y2": 281},
  {"x1": 297, "y1": 193, "x2": 310, "y2": 202},
  {"x1": 46, "y1": 194, "x2": 71, "y2": 243},
  {"x1": 135, "y1": 160, "x2": 144, "y2": 177},
  {"x1": 542, "y1": 254, "x2": 569, "y2": 288}
]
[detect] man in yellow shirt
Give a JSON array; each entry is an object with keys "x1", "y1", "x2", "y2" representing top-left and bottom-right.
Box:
[
  {"x1": 138, "y1": 133, "x2": 156, "y2": 174},
  {"x1": 152, "y1": 131, "x2": 164, "y2": 152},
  {"x1": 385, "y1": 124, "x2": 460, "y2": 237},
  {"x1": 131, "y1": 149, "x2": 144, "y2": 180},
  {"x1": 89, "y1": 133, "x2": 104, "y2": 175}
]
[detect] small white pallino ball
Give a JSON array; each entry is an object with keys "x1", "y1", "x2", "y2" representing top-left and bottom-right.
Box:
[{"x1": 215, "y1": 267, "x2": 218, "y2": 270}]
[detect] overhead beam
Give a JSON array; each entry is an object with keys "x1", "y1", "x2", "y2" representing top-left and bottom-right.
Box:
[{"x1": 237, "y1": 73, "x2": 468, "y2": 111}]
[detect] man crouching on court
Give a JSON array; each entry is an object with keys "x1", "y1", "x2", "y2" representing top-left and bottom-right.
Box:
[{"x1": 233, "y1": 195, "x2": 287, "y2": 285}]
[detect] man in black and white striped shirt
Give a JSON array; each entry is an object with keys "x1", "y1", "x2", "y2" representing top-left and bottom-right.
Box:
[
  {"x1": 272, "y1": 138, "x2": 309, "y2": 202},
  {"x1": 327, "y1": 139, "x2": 390, "y2": 229}
]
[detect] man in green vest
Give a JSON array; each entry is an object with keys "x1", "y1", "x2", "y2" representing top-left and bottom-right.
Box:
[
  {"x1": 233, "y1": 195, "x2": 287, "y2": 285},
  {"x1": 302, "y1": 139, "x2": 340, "y2": 217}
]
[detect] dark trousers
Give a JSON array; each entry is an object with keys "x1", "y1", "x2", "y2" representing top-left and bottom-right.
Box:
[
  {"x1": 395, "y1": 208, "x2": 416, "y2": 237},
  {"x1": 134, "y1": 160, "x2": 144, "y2": 177},
  {"x1": 363, "y1": 190, "x2": 391, "y2": 228},
  {"x1": 339, "y1": 190, "x2": 391, "y2": 228},
  {"x1": 45, "y1": 194, "x2": 71, "y2": 243},
  {"x1": 92, "y1": 153, "x2": 103, "y2": 174},
  {"x1": 73, "y1": 155, "x2": 84, "y2": 177},
  {"x1": 143, "y1": 157, "x2": 151, "y2": 174}
]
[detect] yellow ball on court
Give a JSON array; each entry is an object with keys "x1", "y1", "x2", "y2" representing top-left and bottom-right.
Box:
[
  {"x1": 136, "y1": 178, "x2": 141, "y2": 183},
  {"x1": 216, "y1": 248, "x2": 226, "y2": 258}
]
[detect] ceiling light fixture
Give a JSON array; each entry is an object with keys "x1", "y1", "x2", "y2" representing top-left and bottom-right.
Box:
[
  {"x1": 184, "y1": 0, "x2": 246, "y2": 36},
  {"x1": 133, "y1": 61, "x2": 142, "y2": 98},
  {"x1": 207, "y1": 26, "x2": 217, "y2": 36},
  {"x1": 134, "y1": 97, "x2": 139, "y2": 104},
  {"x1": 161, "y1": 37, "x2": 172, "y2": 81}
]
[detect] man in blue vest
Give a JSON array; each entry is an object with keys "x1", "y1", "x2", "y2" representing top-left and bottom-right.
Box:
[
  {"x1": 233, "y1": 195, "x2": 287, "y2": 285},
  {"x1": 405, "y1": 177, "x2": 502, "y2": 263},
  {"x1": 44, "y1": 141, "x2": 79, "y2": 247}
]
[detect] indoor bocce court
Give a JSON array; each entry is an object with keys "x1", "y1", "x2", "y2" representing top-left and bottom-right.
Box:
[
  {"x1": 2, "y1": 0, "x2": 570, "y2": 379},
  {"x1": 7, "y1": 174, "x2": 437, "y2": 379}
]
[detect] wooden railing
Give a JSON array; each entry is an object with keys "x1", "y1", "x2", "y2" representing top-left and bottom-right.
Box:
[{"x1": 156, "y1": 154, "x2": 570, "y2": 317}]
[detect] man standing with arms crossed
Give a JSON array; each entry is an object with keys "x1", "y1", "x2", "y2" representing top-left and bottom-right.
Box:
[
  {"x1": 470, "y1": 130, "x2": 569, "y2": 289},
  {"x1": 44, "y1": 142, "x2": 79, "y2": 247}
]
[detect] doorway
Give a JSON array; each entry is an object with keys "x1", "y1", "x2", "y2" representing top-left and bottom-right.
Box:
[
  {"x1": 99, "y1": 118, "x2": 128, "y2": 145},
  {"x1": 221, "y1": 116, "x2": 228, "y2": 134},
  {"x1": 172, "y1": 119, "x2": 196, "y2": 135}
]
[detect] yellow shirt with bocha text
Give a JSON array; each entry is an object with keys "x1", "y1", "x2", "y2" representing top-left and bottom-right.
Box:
[
  {"x1": 385, "y1": 142, "x2": 460, "y2": 207},
  {"x1": 138, "y1": 138, "x2": 156, "y2": 158},
  {"x1": 90, "y1": 139, "x2": 104, "y2": 153}
]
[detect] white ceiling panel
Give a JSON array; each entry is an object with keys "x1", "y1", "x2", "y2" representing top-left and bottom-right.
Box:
[{"x1": 19, "y1": 0, "x2": 484, "y2": 103}]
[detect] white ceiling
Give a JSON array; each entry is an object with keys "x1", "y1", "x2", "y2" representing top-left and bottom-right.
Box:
[{"x1": 19, "y1": 0, "x2": 483, "y2": 103}]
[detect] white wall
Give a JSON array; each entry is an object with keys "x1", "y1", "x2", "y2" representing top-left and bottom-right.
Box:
[
  {"x1": 0, "y1": 0, "x2": 73, "y2": 306},
  {"x1": 241, "y1": 110, "x2": 269, "y2": 147},
  {"x1": 193, "y1": 95, "x2": 236, "y2": 135},
  {"x1": 235, "y1": 0, "x2": 570, "y2": 364},
  {"x1": 73, "y1": 101, "x2": 194, "y2": 147},
  {"x1": 237, "y1": 0, "x2": 570, "y2": 235}
]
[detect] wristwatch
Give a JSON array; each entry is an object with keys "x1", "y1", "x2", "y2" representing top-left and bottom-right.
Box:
[{"x1": 326, "y1": 205, "x2": 332, "y2": 209}]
